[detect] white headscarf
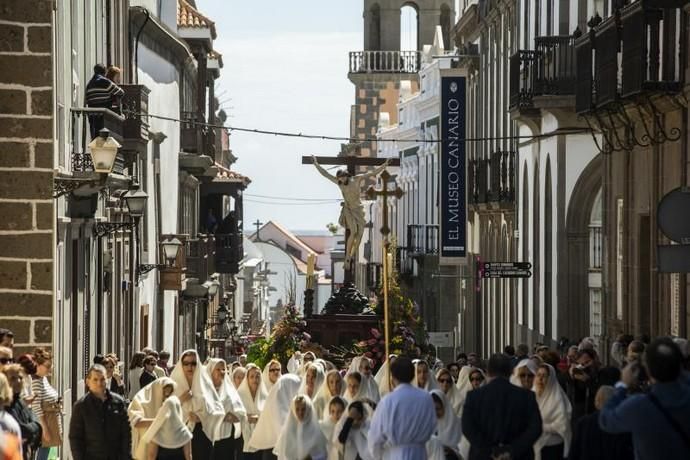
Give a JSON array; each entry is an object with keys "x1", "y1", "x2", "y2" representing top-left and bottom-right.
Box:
[
  {"x1": 348, "y1": 356, "x2": 380, "y2": 403},
  {"x1": 206, "y1": 358, "x2": 247, "y2": 441},
  {"x1": 237, "y1": 364, "x2": 267, "y2": 452},
  {"x1": 435, "y1": 368, "x2": 462, "y2": 415},
  {"x1": 298, "y1": 362, "x2": 326, "y2": 400},
  {"x1": 510, "y1": 359, "x2": 538, "y2": 388},
  {"x1": 262, "y1": 360, "x2": 281, "y2": 393},
  {"x1": 332, "y1": 400, "x2": 375, "y2": 460},
  {"x1": 128, "y1": 377, "x2": 177, "y2": 460},
  {"x1": 273, "y1": 395, "x2": 327, "y2": 460},
  {"x1": 231, "y1": 366, "x2": 247, "y2": 390},
  {"x1": 412, "y1": 359, "x2": 438, "y2": 391},
  {"x1": 342, "y1": 372, "x2": 366, "y2": 404},
  {"x1": 374, "y1": 355, "x2": 396, "y2": 397},
  {"x1": 169, "y1": 349, "x2": 224, "y2": 431},
  {"x1": 287, "y1": 352, "x2": 302, "y2": 374},
  {"x1": 140, "y1": 395, "x2": 193, "y2": 456},
  {"x1": 248, "y1": 373, "x2": 301, "y2": 450},
  {"x1": 533, "y1": 364, "x2": 572, "y2": 460},
  {"x1": 313, "y1": 369, "x2": 344, "y2": 421},
  {"x1": 429, "y1": 390, "x2": 462, "y2": 449},
  {"x1": 319, "y1": 395, "x2": 346, "y2": 456}
]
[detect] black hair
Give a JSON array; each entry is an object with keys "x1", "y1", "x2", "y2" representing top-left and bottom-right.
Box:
[
  {"x1": 0, "y1": 328, "x2": 13, "y2": 340},
  {"x1": 93, "y1": 354, "x2": 104, "y2": 365},
  {"x1": 93, "y1": 63, "x2": 106, "y2": 75},
  {"x1": 329, "y1": 396, "x2": 346, "y2": 410},
  {"x1": 431, "y1": 392, "x2": 443, "y2": 406},
  {"x1": 456, "y1": 353, "x2": 468, "y2": 361},
  {"x1": 645, "y1": 337, "x2": 683, "y2": 383},
  {"x1": 447, "y1": 362, "x2": 460, "y2": 370},
  {"x1": 390, "y1": 357, "x2": 415, "y2": 383},
  {"x1": 504, "y1": 345, "x2": 516, "y2": 356},
  {"x1": 348, "y1": 400, "x2": 364, "y2": 417},
  {"x1": 487, "y1": 353, "x2": 512, "y2": 378},
  {"x1": 346, "y1": 371, "x2": 362, "y2": 384}
]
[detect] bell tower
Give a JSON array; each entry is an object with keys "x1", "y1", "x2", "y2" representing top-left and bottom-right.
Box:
[{"x1": 348, "y1": 0, "x2": 455, "y2": 156}]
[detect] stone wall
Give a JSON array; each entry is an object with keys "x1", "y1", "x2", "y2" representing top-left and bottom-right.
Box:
[{"x1": 0, "y1": 0, "x2": 54, "y2": 354}]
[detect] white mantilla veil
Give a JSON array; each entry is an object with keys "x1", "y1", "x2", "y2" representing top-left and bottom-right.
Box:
[
  {"x1": 273, "y1": 395, "x2": 327, "y2": 460},
  {"x1": 128, "y1": 377, "x2": 177, "y2": 460},
  {"x1": 206, "y1": 358, "x2": 247, "y2": 441},
  {"x1": 348, "y1": 356, "x2": 380, "y2": 402},
  {"x1": 169, "y1": 349, "x2": 224, "y2": 431},
  {"x1": 248, "y1": 373, "x2": 301, "y2": 450},
  {"x1": 237, "y1": 363, "x2": 267, "y2": 452},
  {"x1": 533, "y1": 364, "x2": 572, "y2": 460}
]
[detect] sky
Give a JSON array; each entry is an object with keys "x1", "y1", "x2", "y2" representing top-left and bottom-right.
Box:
[{"x1": 197, "y1": 1, "x2": 364, "y2": 232}]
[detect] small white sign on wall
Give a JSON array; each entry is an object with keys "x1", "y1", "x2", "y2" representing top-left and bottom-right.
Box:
[{"x1": 428, "y1": 331, "x2": 454, "y2": 348}]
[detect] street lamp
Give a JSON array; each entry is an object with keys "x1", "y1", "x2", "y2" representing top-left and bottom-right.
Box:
[
  {"x1": 88, "y1": 128, "x2": 120, "y2": 173},
  {"x1": 123, "y1": 189, "x2": 148, "y2": 218},
  {"x1": 161, "y1": 237, "x2": 183, "y2": 266},
  {"x1": 203, "y1": 278, "x2": 221, "y2": 299}
]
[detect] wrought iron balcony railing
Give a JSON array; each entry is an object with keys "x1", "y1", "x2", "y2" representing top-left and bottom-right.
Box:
[
  {"x1": 469, "y1": 151, "x2": 515, "y2": 205},
  {"x1": 407, "y1": 224, "x2": 439, "y2": 256},
  {"x1": 349, "y1": 51, "x2": 421, "y2": 74},
  {"x1": 70, "y1": 108, "x2": 125, "y2": 173},
  {"x1": 510, "y1": 35, "x2": 577, "y2": 109},
  {"x1": 186, "y1": 235, "x2": 216, "y2": 281},
  {"x1": 215, "y1": 232, "x2": 242, "y2": 274}
]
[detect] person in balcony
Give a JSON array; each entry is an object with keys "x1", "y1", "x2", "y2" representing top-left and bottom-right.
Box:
[
  {"x1": 105, "y1": 66, "x2": 124, "y2": 114},
  {"x1": 85, "y1": 63, "x2": 124, "y2": 139}
]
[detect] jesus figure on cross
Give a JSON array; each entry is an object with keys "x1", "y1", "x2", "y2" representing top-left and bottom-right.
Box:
[{"x1": 312, "y1": 155, "x2": 391, "y2": 269}]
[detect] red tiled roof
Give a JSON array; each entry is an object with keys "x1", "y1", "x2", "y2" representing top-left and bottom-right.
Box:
[
  {"x1": 177, "y1": 0, "x2": 217, "y2": 39},
  {"x1": 214, "y1": 162, "x2": 251, "y2": 185}
]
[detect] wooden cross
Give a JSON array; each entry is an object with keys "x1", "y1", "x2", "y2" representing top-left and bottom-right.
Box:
[
  {"x1": 366, "y1": 170, "x2": 404, "y2": 239},
  {"x1": 253, "y1": 219, "x2": 264, "y2": 240}
]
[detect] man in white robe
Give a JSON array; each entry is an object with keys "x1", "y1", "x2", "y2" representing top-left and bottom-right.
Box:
[{"x1": 368, "y1": 357, "x2": 437, "y2": 459}]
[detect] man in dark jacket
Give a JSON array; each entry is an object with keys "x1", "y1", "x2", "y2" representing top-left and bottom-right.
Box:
[
  {"x1": 462, "y1": 353, "x2": 542, "y2": 460},
  {"x1": 69, "y1": 365, "x2": 131, "y2": 460},
  {"x1": 599, "y1": 337, "x2": 690, "y2": 460},
  {"x1": 85, "y1": 63, "x2": 124, "y2": 138},
  {"x1": 3, "y1": 364, "x2": 41, "y2": 457}
]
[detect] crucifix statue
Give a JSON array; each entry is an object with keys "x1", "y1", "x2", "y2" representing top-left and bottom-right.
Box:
[{"x1": 303, "y1": 144, "x2": 400, "y2": 284}]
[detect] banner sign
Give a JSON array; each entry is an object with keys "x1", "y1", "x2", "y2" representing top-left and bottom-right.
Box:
[{"x1": 440, "y1": 75, "x2": 466, "y2": 259}]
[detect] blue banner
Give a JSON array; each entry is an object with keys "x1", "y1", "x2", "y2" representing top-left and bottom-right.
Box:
[{"x1": 440, "y1": 76, "x2": 466, "y2": 258}]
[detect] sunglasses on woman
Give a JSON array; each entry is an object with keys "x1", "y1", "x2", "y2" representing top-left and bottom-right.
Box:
[
  {"x1": 0, "y1": 357, "x2": 13, "y2": 365},
  {"x1": 438, "y1": 378, "x2": 452, "y2": 384}
]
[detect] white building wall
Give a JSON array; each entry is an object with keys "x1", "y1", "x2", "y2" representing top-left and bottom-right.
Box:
[{"x1": 136, "y1": 42, "x2": 181, "y2": 352}]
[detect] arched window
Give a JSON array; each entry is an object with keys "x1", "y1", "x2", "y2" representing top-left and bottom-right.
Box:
[
  {"x1": 533, "y1": 160, "x2": 540, "y2": 337},
  {"x1": 589, "y1": 188, "x2": 603, "y2": 337},
  {"x1": 401, "y1": 4, "x2": 419, "y2": 51},
  {"x1": 521, "y1": 164, "x2": 529, "y2": 330},
  {"x1": 544, "y1": 157, "x2": 553, "y2": 342}
]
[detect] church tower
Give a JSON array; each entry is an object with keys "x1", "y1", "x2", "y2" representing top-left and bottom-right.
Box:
[{"x1": 348, "y1": 0, "x2": 455, "y2": 156}]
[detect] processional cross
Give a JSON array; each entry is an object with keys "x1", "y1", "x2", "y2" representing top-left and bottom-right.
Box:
[
  {"x1": 302, "y1": 144, "x2": 400, "y2": 284},
  {"x1": 366, "y1": 169, "x2": 404, "y2": 391}
]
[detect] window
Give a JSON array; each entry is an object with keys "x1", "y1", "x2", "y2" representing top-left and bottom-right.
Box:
[{"x1": 401, "y1": 4, "x2": 419, "y2": 51}]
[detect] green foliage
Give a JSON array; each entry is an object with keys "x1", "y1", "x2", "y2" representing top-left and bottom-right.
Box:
[{"x1": 245, "y1": 304, "x2": 313, "y2": 369}]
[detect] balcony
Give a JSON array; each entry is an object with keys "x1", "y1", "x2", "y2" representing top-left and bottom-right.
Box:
[
  {"x1": 510, "y1": 35, "x2": 577, "y2": 111},
  {"x1": 575, "y1": 3, "x2": 684, "y2": 152},
  {"x1": 70, "y1": 108, "x2": 126, "y2": 174},
  {"x1": 469, "y1": 151, "x2": 515, "y2": 207},
  {"x1": 348, "y1": 51, "x2": 420, "y2": 74},
  {"x1": 215, "y1": 232, "x2": 243, "y2": 274},
  {"x1": 120, "y1": 84, "x2": 150, "y2": 154},
  {"x1": 185, "y1": 235, "x2": 216, "y2": 281},
  {"x1": 180, "y1": 111, "x2": 205, "y2": 153},
  {"x1": 407, "y1": 224, "x2": 439, "y2": 256},
  {"x1": 395, "y1": 247, "x2": 414, "y2": 280}
]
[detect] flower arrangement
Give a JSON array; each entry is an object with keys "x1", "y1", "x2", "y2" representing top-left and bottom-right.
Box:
[{"x1": 246, "y1": 303, "x2": 324, "y2": 369}]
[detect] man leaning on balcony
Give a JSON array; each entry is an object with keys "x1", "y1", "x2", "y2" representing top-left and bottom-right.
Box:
[{"x1": 85, "y1": 63, "x2": 124, "y2": 139}]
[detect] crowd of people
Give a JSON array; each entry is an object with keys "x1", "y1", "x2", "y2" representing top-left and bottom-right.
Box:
[{"x1": 0, "y1": 326, "x2": 689, "y2": 459}]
